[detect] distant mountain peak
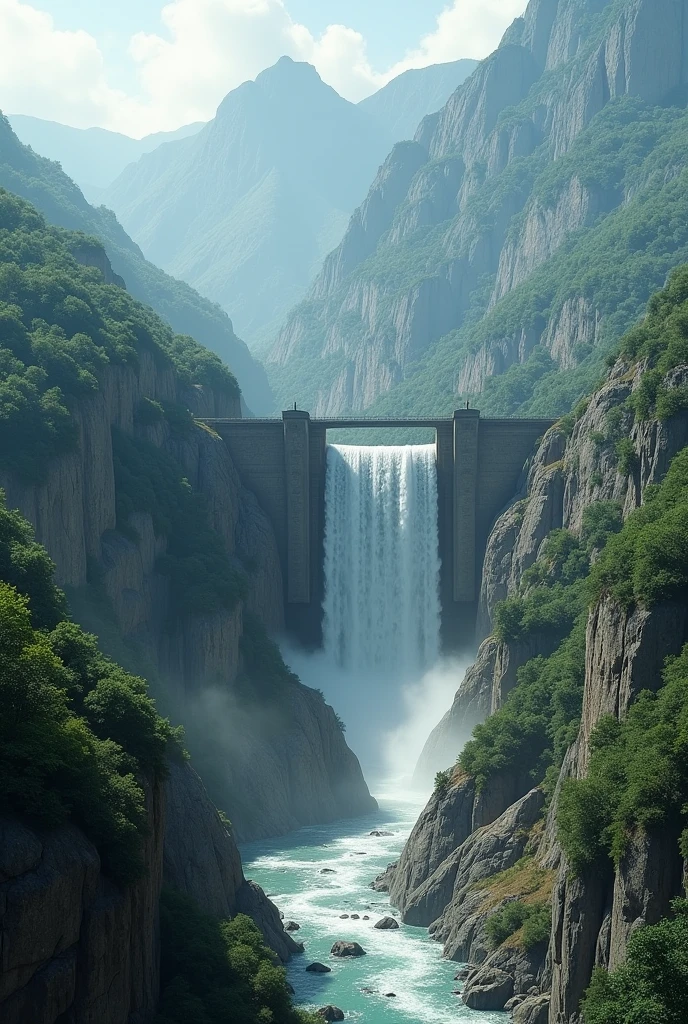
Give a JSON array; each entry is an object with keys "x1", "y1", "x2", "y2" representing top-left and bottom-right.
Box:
[{"x1": 256, "y1": 55, "x2": 322, "y2": 85}]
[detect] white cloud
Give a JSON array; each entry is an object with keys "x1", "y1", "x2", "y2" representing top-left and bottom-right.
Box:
[
  {"x1": 386, "y1": 0, "x2": 527, "y2": 79},
  {"x1": 0, "y1": 0, "x2": 132, "y2": 128},
  {"x1": 0, "y1": 0, "x2": 526, "y2": 136}
]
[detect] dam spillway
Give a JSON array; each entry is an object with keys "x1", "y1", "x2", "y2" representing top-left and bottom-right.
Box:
[
  {"x1": 206, "y1": 410, "x2": 556, "y2": 647},
  {"x1": 322, "y1": 444, "x2": 441, "y2": 675}
]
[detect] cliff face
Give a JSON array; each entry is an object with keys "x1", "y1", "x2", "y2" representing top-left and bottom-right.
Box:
[
  {"x1": 267, "y1": 0, "x2": 688, "y2": 419},
  {"x1": 163, "y1": 761, "x2": 300, "y2": 962},
  {"x1": 0, "y1": 760, "x2": 306, "y2": 1024},
  {"x1": 0, "y1": 260, "x2": 374, "y2": 842},
  {"x1": 381, "y1": 355, "x2": 688, "y2": 1018},
  {"x1": 0, "y1": 780, "x2": 164, "y2": 1024}
]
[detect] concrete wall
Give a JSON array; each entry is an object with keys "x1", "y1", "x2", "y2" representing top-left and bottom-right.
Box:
[{"x1": 204, "y1": 412, "x2": 553, "y2": 649}]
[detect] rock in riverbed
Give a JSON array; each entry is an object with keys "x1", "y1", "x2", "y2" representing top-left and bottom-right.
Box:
[
  {"x1": 306, "y1": 962, "x2": 331, "y2": 973},
  {"x1": 374, "y1": 916, "x2": 399, "y2": 930},
  {"x1": 331, "y1": 940, "x2": 366, "y2": 957},
  {"x1": 318, "y1": 1007, "x2": 344, "y2": 1022},
  {"x1": 284, "y1": 920, "x2": 300, "y2": 931}
]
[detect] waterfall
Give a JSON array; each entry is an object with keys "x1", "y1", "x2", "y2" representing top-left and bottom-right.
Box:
[{"x1": 322, "y1": 444, "x2": 441, "y2": 677}]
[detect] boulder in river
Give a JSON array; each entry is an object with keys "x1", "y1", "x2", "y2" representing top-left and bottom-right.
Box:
[
  {"x1": 306, "y1": 962, "x2": 332, "y2": 973},
  {"x1": 362, "y1": 915, "x2": 370, "y2": 920},
  {"x1": 339, "y1": 914, "x2": 349, "y2": 919},
  {"x1": 370, "y1": 830, "x2": 394, "y2": 836},
  {"x1": 350, "y1": 913, "x2": 360, "y2": 919},
  {"x1": 284, "y1": 920, "x2": 300, "y2": 931},
  {"x1": 374, "y1": 916, "x2": 399, "y2": 930},
  {"x1": 317, "y1": 1007, "x2": 344, "y2": 1022},
  {"x1": 384, "y1": 992, "x2": 397, "y2": 997},
  {"x1": 331, "y1": 940, "x2": 366, "y2": 958},
  {"x1": 320, "y1": 868, "x2": 336, "y2": 874}
]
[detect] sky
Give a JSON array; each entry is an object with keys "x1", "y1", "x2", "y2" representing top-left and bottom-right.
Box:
[{"x1": 0, "y1": 0, "x2": 526, "y2": 137}]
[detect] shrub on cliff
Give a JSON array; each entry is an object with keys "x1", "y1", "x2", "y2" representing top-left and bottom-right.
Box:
[
  {"x1": 486, "y1": 899, "x2": 552, "y2": 952},
  {"x1": 582, "y1": 899, "x2": 688, "y2": 1024},
  {"x1": 0, "y1": 492, "x2": 177, "y2": 883},
  {"x1": 557, "y1": 642, "x2": 688, "y2": 874},
  {"x1": 590, "y1": 447, "x2": 688, "y2": 608},
  {"x1": 156, "y1": 890, "x2": 319, "y2": 1024}
]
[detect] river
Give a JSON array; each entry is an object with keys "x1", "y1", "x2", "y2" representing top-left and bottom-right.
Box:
[{"x1": 242, "y1": 786, "x2": 505, "y2": 1024}]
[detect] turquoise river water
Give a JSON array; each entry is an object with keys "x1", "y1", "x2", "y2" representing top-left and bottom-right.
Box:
[{"x1": 242, "y1": 787, "x2": 505, "y2": 1024}]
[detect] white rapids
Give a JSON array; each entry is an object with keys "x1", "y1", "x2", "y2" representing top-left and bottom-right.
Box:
[{"x1": 322, "y1": 444, "x2": 441, "y2": 676}]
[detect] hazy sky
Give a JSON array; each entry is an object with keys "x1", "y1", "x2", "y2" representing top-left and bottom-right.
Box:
[{"x1": 0, "y1": 0, "x2": 525, "y2": 137}]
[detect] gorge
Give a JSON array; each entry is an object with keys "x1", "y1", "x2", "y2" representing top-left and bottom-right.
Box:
[{"x1": 2, "y1": 0, "x2": 688, "y2": 1021}]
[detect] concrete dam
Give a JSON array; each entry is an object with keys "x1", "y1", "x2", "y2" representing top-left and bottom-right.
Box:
[{"x1": 203, "y1": 410, "x2": 555, "y2": 648}]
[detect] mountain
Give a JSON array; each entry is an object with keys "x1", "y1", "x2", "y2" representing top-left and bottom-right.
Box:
[
  {"x1": 266, "y1": 0, "x2": 688, "y2": 419},
  {"x1": 0, "y1": 112, "x2": 272, "y2": 412},
  {"x1": 101, "y1": 56, "x2": 396, "y2": 350},
  {"x1": 358, "y1": 58, "x2": 478, "y2": 143},
  {"x1": 8, "y1": 114, "x2": 204, "y2": 200}
]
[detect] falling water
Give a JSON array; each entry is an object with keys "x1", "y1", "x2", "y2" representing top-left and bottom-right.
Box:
[{"x1": 322, "y1": 444, "x2": 441, "y2": 677}]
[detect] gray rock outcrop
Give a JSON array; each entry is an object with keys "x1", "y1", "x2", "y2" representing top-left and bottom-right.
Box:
[{"x1": 462, "y1": 966, "x2": 514, "y2": 1010}]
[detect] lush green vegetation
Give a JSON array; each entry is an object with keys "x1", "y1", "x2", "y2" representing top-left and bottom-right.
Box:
[
  {"x1": 461, "y1": 505, "x2": 624, "y2": 792},
  {"x1": 0, "y1": 492, "x2": 178, "y2": 883},
  {"x1": 0, "y1": 112, "x2": 272, "y2": 412},
  {"x1": 620, "y1": 264, "x2": 688, "y2": 421},
  {"x1": 590, "y1": 448, "x2": 688, "y2": 608},
  {"x1": 0, "y1": 188, "x2": 237, "y2": 483},
  {"x1": 113, "y1": 430, "x2": 247, "y2": 616},
  {"x1": 486, "y1": 899, "x2": 551, "y2": 952},
  {"x1": 434, "y1": 767, "x2": 452, "y2": 793},
  {"x1": 156, "y1": 890, "x2": 318, "y2": 1024},
  {"x1": 558, "y1": 642, "x2": 688, "y2": 874},
  {"x1": 582, "y1": 900, "x2": 688, "y2": 1024}
]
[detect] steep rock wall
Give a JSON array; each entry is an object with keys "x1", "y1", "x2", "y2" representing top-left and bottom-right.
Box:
[
  {"x1": 0, "y1": 320, "x2": 374, "y2": 841},
  {"x1": 386, "y1": 358, "x2": 688, "y2": 1019},
  {"x1": 268, "y1": 0, "x2": 688, "y2": 416},
  {"x1": 0, "y1": 780, "x2": 164, "y2": 1024}
]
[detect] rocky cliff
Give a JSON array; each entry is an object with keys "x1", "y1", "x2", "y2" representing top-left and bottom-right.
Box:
[
  {"x1": 0, "y1": 760, "x2": 306, "y2": 1023},
  {"x1": 267, "y1": 0, "x2": 688, "y2": 420},
  {"x1": 0, "y1": 234, "x2": 374, "y2": 843},
  {"x1": 377, "y1": 333, "x2": 688, "y2": 1018},
  {"x1": 0, "y1": 777, "x2": 165, "y2": 1024}
]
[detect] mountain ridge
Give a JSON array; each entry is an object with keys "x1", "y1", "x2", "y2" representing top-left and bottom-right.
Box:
[
  {"x1": 102, "y1": 55, "x2": 477, "y2": 352},
  {"x1": 266, "y1": 0, "x2": 688, "y2": 420}
]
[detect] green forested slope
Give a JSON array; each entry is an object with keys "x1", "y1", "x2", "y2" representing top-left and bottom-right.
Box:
[
  {"x1": 0, "y1": 490, "x2": 176, "y2": 883},
  {"x1": 0, "y1": 188, "x2": 238, "y2": 482},
  {"x1": 446, "y1": 269, "x2": 688, "y2": 992},
  {"x1": 0, "y1": 113, "x2": 272, "y2": 412}
]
